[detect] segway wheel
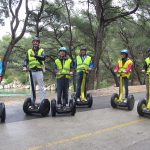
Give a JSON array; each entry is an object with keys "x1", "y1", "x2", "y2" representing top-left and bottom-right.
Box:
[
  {"x1": 40, "y1": 99, "x2": 50, "y2": 117},
  {"x1": 127, "y1": 95, "x2": 135, "y2": 111},
  {"x1": 87, "y1": 93, "x2": 93, "y2": 108},
  {"x1": 51, "y1": 99, "x2": 56, "y2": 117},
  {"x1": 111, "y1": 93, "x2": 118, "y2": 108},
  {"x1": 69, "y1": 99, "x2": 76, "y2": 116},
  {"x1": 137, "y1": 99, "x2": 147, "y2": 116},
  {"x1": 0, "y1": 103, "x2": 6, "y2": 123},
  {"x1": 23, "y1": 98, "x2": 32, "y2": 115}
]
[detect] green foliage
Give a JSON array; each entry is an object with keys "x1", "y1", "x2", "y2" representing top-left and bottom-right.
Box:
[
  {"x1": 0, "y1": 0, "x2": 149, "y2": 88},
  {"x1": 96, "y1": 80, "x2": 109, "y2": 89},
  {"x1": 5, "y1": 76, "x2": 13, "y2": 84}
]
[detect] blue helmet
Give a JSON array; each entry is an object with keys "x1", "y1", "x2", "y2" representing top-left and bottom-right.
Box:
[
  {"x1": 120, "y1": 49, "x2": 128, "y2": 55},
  {"x1": 80, "y1": 47, "x2": 87, "y2": 51},
  {"x1": 59, "y1": 47, "x2": 68, "y2": 52},
  {"x1": 32, "y1": 36, "x2": 40, "y2": 43}
]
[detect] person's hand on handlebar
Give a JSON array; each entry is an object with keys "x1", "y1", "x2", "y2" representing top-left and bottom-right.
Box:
[{"x1": 114, "y1": 69, "x2": 118, "y2": 73}]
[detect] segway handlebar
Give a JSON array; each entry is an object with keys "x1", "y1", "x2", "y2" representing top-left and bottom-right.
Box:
[
  {"x1": 77, "y1": 68, "x2": 92, "y2": 74},
  {"x1": 117, "y1": 70, "x2": 126, "y2": 75}
]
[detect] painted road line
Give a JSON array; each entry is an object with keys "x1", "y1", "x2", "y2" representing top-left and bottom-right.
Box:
[{"x1": 27, "y1": 119, "x2": 143, "y2": 150}]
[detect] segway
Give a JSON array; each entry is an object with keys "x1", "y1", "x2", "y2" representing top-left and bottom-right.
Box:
[
  {"x1": 137, "y1": 71, "x2": 150, "y2": 116},
  {"x1": 71, "y1": 71, "x2": 93, "y2": 108},
  {"x1": 51, "y1": 73, "x2": 76, "y2": 117},
  {"x1": 111, "y1": 70, "x2": 135, "y2": 110},
  {"x1": 23, "y1": 70, "x2": 50, "y2": 117},
  {"x1": 0, "y1": 102, "x2": 6, "y2": 123}
]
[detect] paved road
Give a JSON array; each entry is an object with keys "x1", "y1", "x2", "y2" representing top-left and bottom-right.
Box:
[{"x1": 0, "y1": 92, "x2": 150, "y2": 150}]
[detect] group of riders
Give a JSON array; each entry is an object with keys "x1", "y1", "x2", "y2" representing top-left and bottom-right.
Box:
[{"x1": 1, "y1": 36, "x2": 150, "y2": 113}]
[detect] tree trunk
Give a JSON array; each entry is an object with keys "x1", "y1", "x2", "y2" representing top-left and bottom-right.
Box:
[
  {"x1": 2, "y1": 41, "x2": 16, "y2": 77},
  {"x1": 93, "y1": 22, "x2": 105, "y2": 89}
]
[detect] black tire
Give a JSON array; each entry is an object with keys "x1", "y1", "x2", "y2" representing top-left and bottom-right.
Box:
[
  {"x1": 40, "y1": 99, "x2": 50, "y2": 117},
  {"x1": 23, "y1": 98, "x2": 32, "y2": 115},
  {"x1": 0, "y1": 103, "x2": 6, "y2": 123},
  {"x1": 111, "y1": 93, "x2": 119, "y2": 108},
  {"x1": 69, "y1": 99, "x2": 76, "y2": 116},
  {"x1": 87, "y1": 93, "x2": 93, "y2": 108},
  {"x1": 137, "y1": 99, "x2": 147, "y2": 116},
  {"x1": 127, "y1": 95, "x2": 135, "y2": 111},
  {"x1": 51, "y1": 99, "x2": 56, "y2": 117}
]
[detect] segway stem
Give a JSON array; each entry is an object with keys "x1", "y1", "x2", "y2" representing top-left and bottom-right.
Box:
[
  {"x1": 81, "y1": 73, "x2": 86, "y2": 102},
  {"x1": 29, "y1": 70, "x2": 36, "y2": 104},
  {"x1": 119, "y1": 75, "x2": 123, "y2": 102},
  {"x1": 147, "y1": 73, "x2": 150, "y2": 109}
]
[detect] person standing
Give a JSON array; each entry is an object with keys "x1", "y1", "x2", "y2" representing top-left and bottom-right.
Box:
[
  {"x1": 114, "y1": 49, "x2": 133, "y2": 101},
  {"x1": 23, "y1": 36, "x2": 46, "y2": 105},
  {"x1": 75, "y1": 47, "x2": 93, "y2": 101},
  {"x1": 54, "y1": 47, "x2": 73, "y2": 107}
]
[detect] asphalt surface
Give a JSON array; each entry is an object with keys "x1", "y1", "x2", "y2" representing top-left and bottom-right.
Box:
[{"x1": 0, "y1": 92, "x2": 150, "y2": 150}]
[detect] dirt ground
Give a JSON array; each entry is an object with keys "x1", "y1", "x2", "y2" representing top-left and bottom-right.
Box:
[
  {"x1": 89, "y1": 85, "x2": 146, "y2": 97},
  {"x1": 0, "y1": 85, "x2": 146, "y2": 105}
]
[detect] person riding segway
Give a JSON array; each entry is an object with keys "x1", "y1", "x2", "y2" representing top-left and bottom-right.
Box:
[
  {"x1": 0, "y1": 57, "x2": 5, "y2": 122},
  {"x1": 111, "y1": 49, "x2": 135, "y2": 110},
  {"x1": 23, "y1": 36, "x2": 50, "y2": 117},
  {"x1": 71, "y1": 47, "x2": 93, "y2": 108},
  {"x1": 51, "y1": 47, "x2": 76, "y2": 117},
  {"x1": 137, "y1": 47, "x2": 150, "y2": 116}
]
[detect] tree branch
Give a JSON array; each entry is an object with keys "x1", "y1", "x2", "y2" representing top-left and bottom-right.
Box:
[{"x1": 105, "y1": 0, "x2": 140, "y2": 24}]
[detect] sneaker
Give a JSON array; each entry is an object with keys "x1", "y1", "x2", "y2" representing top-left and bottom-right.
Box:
[
  {"x1": 76, "y1": 98, "x2": 80, "y2": 102},
  {"x1": 84, "y1": 98, "x2": 88, "y2": 102},
  {"x1": 124, "y1": 98, "x2": 127, "y2": 103},
  {"x1": 29, "y1": 105, "x2": 34, "y2": 109},
  {"x1": 66, "y1": 103, "x2": 69, "y2": 107}
]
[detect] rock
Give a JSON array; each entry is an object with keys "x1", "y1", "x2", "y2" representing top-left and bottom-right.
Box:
[
  {"x1": 36, "y1": 85, "x2": 39, "y2": 90},
  {"x1": 50, "y1": 84, "x2": 56, "y2": 91},
  {"x1": 25, "y1": 85, "x2": 30, "y2": 89},
  {"x1": 0, "y1": 85, "x2": 3, "y2": 89},
  {"x1": 45, "y1": 86, "x2": 51, "y2": 90}
]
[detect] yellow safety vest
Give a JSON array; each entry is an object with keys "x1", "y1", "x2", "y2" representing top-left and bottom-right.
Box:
[
  {"x1": 55, "y1": 58, "x2": 72, "y2": 79},
  {"x1": 118, "y1": 58, "x2": 133, "y2": 78},
  {"x1": 76, "y1": 55, "x2": 91, "y2": 73},
  {"x1": 145, "y1": 57, "x2": 150, "y2": 74},
  {"x1": 28, "y1": 48, "x2": 44, "y2": 69}
]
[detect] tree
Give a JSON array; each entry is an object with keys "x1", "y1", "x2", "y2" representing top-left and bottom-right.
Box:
[
  {"x1": 1, "y1": 0, "x2": 29, "y2": 80},
  {"x1": 78, "y1": 0, "x2": 140, "y2": 89},
  {"x1": 0, "y1": 0, "x2": 9, "y2": 25}
]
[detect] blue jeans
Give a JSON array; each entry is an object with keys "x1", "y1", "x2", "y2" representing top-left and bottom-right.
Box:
[
  {"x1": 56, "y1": 78, "x2": 69, "y2": 105},
  {"x1": 76, "y1": 72, "x2": 89, "y2": 98}
]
